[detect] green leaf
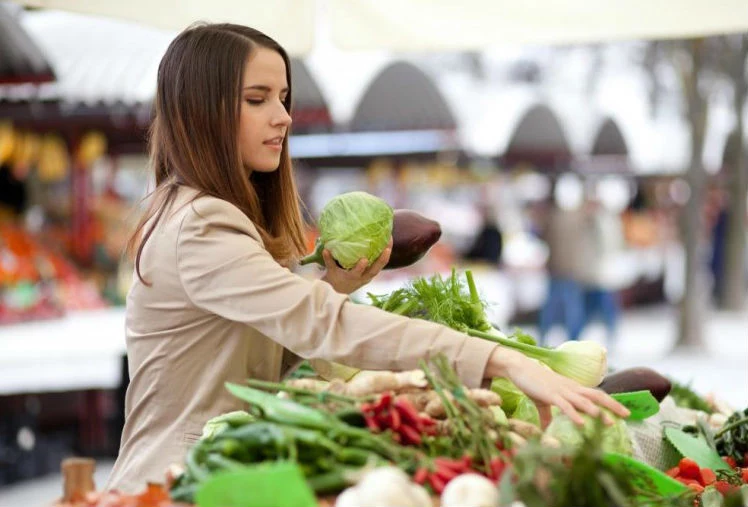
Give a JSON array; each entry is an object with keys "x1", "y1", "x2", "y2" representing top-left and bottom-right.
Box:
[
  {"x1": 664, "y1": 427, "x2": 731, "y2": 471},
  {"x1": 195, "y1": 462, "x2": 318, "y2": 507},
  {"x1": 611, "y1": 391, "x2": 660, "y2": 421},
  {"x1": 602, "y1": 452, "x2": 688, "y2": 502}
]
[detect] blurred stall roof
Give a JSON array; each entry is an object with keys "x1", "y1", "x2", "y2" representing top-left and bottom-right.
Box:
[
  {"x1": 0, "y1": 9, "x2": 332, "y2": 132},
  {"x1": 0, "y1": 3, "x2": 55, "y2": 84},
  {"x1": 592, "y1": 118, "x2": 629, "y2": 156},
  {"x1": 500, "y1": 104, "x2": 572, "y2": 168},
  {"x1": 350, "y1": 61, "x2": 456, "y2": 132}
]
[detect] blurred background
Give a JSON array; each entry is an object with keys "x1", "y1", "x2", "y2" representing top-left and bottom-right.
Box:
[{"x1": 0, "y1": 0, "x2": 746, "y2": 502}]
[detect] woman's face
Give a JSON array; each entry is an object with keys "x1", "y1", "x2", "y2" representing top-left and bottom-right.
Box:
[{"x1": 238, "y1": 47, "x2": 292, "y2": 173}]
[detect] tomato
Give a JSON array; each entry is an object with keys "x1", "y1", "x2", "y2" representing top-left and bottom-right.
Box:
[
  {"x1": 722, "y1": 456, "x2": 737, "y2": 469},
  {"x1": 678, "y1": 458, "x2": 701, "y2": 480},
  {"x1": 714, "y1": 480, "x2": 735, "y2": 496},
  {"x1": 687, "y1": 483, "x2": 704, "y2": 493},
  {"x1": 699, "y1": 468, "x2": 716, "y2": 486},
  {"x1": 666, "y1": 466, "x2": 681, "y2": 478}
]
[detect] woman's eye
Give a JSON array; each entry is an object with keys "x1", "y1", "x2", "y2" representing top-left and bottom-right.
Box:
[{"x1": 246, "y1": 99, "x2": 264, "y2": 105}]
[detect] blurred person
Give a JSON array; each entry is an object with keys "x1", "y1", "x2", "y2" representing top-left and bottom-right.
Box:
[
  {"x1": 538, "y1": 174, "x2": 587, "y2": 345},
  {"x1": 108, "y1": 23, "x2": 628, "y2": 492},
  {"x1": 464, "y1": 204, "x2": 503, "y2": 266},
  {"x1": 577, "y1": 190, "x2": 627, "y2": 346}
]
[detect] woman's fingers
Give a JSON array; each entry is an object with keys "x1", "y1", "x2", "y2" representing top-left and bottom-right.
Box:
[
  {"x1": 553, "y1": 396, "x2": 585, "y2": 426},
  {"x1": 582, "y1": 387, "x2": 630, "y2": 419},
  {"x1": 566, "y1": 391, "x2": 601, "y2": 420},
  {"x1": 352, "y1": 258, "x2": 368, "y2": 276},
  {"x1": 367, "y1": 247, "x2": 392, "y2": 275},
  {"x1": 322, "y1": 249, "x2": 336, "y2": 270},
  {"x1": 535, "y1": 402, "x2": 553, "y2": 429}
]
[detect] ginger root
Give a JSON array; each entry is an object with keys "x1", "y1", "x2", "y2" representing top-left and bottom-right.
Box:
[{"x1": 343, "y1": 370, "x2": 427, "y2": 397}]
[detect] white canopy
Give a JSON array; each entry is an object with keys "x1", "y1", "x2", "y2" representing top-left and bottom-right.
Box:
[{"x1": 13, "y1": 0, "x2": 748, "y2": 56}]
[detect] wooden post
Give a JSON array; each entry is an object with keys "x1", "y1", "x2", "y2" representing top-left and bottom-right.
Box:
[{"x1": 61, "y1": 457, "x2": 96, "y2": 502}]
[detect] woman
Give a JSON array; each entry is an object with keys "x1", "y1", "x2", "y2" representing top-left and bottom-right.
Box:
[{"x1": 107, "y1": 23, "x2": 628, "y2": 492}]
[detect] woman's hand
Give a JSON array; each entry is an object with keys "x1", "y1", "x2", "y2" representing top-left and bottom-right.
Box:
[
  {"x1": 321, "y1": 239, "x2": 392, "y2": 295},
  {"x1": 486, "y1": 347, "x2": 630, "y2": 428}
]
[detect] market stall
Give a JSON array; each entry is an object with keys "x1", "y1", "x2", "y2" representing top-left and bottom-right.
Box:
[{"x1": 43, "y1": 194, "x2": 748, "y2": 506}]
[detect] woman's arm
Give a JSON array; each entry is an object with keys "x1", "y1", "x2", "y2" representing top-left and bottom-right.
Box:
[{"x1": 177, "y1": 197, "x2": 629, "y2": 423}]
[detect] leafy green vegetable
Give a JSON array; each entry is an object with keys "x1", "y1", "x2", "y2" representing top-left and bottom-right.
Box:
[
  {"x1": 490, "y1": 378, "x2": 525, "y2": 414},
  {"x1": 300, "y1": 191, "x2": 393, "y2": 269},
  {"x1": 371, "y1": 268, "x2": 608, "y2": 387},
  {"x1": 715, "y1": 408, "x2": 748, "y2": 466},
  {"x1": 513, "y1": 396, "x2": 541, "y2": 427},
  {"x1": 664, "y1": 427, "x2": 730, "y2": 471},
  {"x1": 201, "y1": 411, "x2": 255, "y2": 440},
  {"x1": 503, "y1": 419, "x2": 692, "y2": 507},
  {"x1": 667, "y1": 379, "x2": 714, "y2": 414},
  {"x1": 368, "y1": 268, "x2": 494, "y2": 333},
  {"x1": 545, "y1": 411, "x2": 634, "y2": 456}
]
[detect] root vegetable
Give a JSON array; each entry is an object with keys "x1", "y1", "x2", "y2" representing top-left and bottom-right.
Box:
[
  {"x1": 285, "y1": 379, "x2": 331, "y2": 392},
  {"x1": 468, "y1": 389, "x2": 502, "y2": 407},
  {"x1": 396, "y1": 391, "x2": 435, "y2": 412},
  {"x1": 508, "y1": 419, "x2": 542, "y2": 439},
  {"x1": 508, "y1": 432, "x2": 527, "y2": 448},
  {"x1": 425, "y1": 391, "x2": 454, "y2": 418},
  {"x1": 344, "y1": 370, "x2": 427, "y2": 397}
]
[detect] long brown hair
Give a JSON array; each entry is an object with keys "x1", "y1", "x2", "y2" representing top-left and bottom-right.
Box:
[{"x1": 127, "y1": 23, "x2": 307, "y2": 284}]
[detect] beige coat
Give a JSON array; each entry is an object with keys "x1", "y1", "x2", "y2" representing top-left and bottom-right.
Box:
[{"x1": 106, "y1": 186, "x2": 498, "y2": 493}]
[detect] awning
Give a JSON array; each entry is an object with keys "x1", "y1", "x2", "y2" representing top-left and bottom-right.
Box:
[
  {"x1": 12, "y1": 0, "x2": 748, "y2": 55},
  {"x1": 0, "y1": 3, "x2": 54, "y2": 84}
]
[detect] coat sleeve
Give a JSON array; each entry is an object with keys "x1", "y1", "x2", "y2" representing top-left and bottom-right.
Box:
[{"x1": 176, "y1": 196, "x2": 498, "y2": 388}]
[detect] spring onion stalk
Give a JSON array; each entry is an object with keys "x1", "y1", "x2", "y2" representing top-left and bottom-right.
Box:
[{"x1": 467, "y1": 329, "x2": 607, "y2": 387}]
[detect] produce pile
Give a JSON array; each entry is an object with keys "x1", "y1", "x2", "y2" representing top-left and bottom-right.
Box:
[{"x1": 52, "y1": 192, "x2": 748, "y2": 507}]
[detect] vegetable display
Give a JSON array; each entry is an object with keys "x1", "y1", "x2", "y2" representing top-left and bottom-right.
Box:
[{"x1": 49, "y1": 262, "x2": 747, "y2": 507}]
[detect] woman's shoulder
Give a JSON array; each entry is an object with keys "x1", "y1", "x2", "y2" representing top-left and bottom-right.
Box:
[{"x1": 175, "y1": 186, "x2": 263, "y2": 242}]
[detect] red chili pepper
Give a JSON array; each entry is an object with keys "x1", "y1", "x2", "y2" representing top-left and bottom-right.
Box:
[
  {"x1": 433, "y1": 465, "x2": 460, "y2": 482},
  {"x1": 427, "y1": 472, "x2": 447, "y2": 494},
  {"x1": 699, "y1": 468, "x2": 716, "y2": 486},
  {"x1": 743, "y1": 451, "x2": 748, "y2": 467},
  {"x1": 413, "y1": 467, "x2": 429, "y2": 485},
  {"x1": 374, "y1": 392, "x2": 393, "y2": 411},
  {"x1": 490, "y1": 458, "x2": 505, "y2": 482},
  {"x1": 419, "y1": 415, "x2": 436, "y2": 427},
  {"x1": 364, "y1": 414, "x2": 380, "y2": 432},
  {"x1": 360, "y1": 402, "x2": 373, "y2": 413},
  {"x1": 461, "y1": 454, "x2": 473, "y2": 470},
  {"x1": 389, "y1": 406, "x2": 402, "y2": 430},
  {"x1": 394, "y1": 398, "x2": 422, "y2": 427},
  {"x1": 741, "y1": 467, "x2": 748, "y2": 483},
  {"x1": 399, "y1": 424, "x2": 423, "y2": 445},
  {"x1": 434, "y1": 457, "x2": 467, "y2": 473},
  {"x1": 678, "y1": 458, "x2": 701, "y2": 480},
  {"x1": 375, "y1": 411, "x2": 390, "y2": 428},
  {"x1": 422, "y1": 425, "x2": 438, "y2": 436},
  {"x1": 665, "y1": 467, "x2": 680, "y2": 478},
  {"x1": 722, "y1": 456, "x2": 737, "y2": 469}
]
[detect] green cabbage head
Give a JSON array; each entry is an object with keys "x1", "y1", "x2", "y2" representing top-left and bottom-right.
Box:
[
  {"x1": 544, "y1": 410, "x2": 633, "y2": 456},
  {"x1": 300, "y1": 191, "x2": 394, "y2": 269}
]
